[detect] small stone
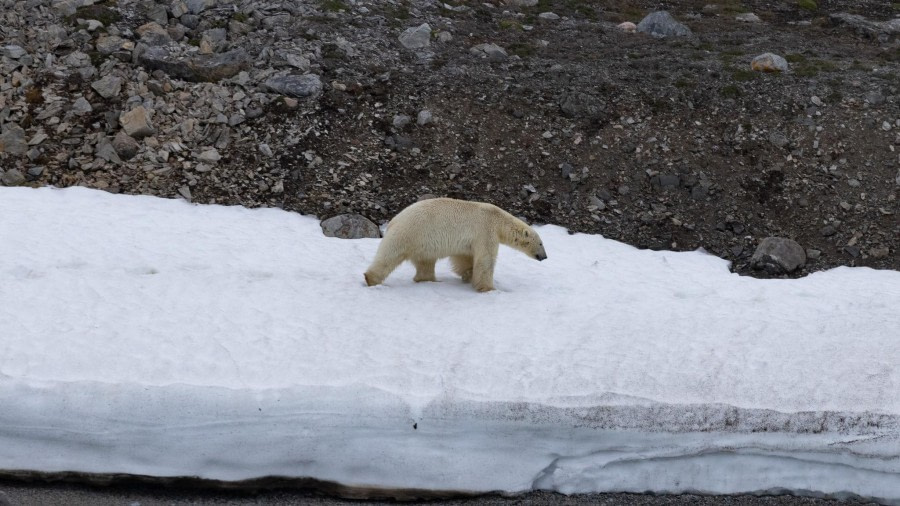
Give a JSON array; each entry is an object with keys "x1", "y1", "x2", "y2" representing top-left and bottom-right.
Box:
[
  {"x1": 197, "y1": 148, "x2": 221, "y2": 163},
  {"x1": 636, "y1": 11, "x2": 692, "y2": 38},
  {"x1": 847, "y1": 178, "x2": 861, "y2": 187},
  {"x1": 768, "y1": 130, "x2": 789, "y2": 148},
  {"x1": 751, "y1": 53, "x2": 789, "y2": 73},
  {"x1": 417, "y1": 110, "x2": 433, "y2": 126},
  {"x1": 259, "y1": 144, "x2": 273, "y2": 157},
  {"x1": 820, "y1": 224, "x2": 837, "y2": 236},
  {"x1": 735, "y1": 12, "x2": 761, "y2": 23},
  {"x1": 119, "y1": 106, "x2": 156, "y2": 138},
  {"x1": 751, "y1": 237, "x2": 806, "y2": 273},
  {"x1": 136, "y1": 22, "x2": 172, "y2": 46},
  {"x1": 72, "y1": 96, "x2": 93, "y2": 116},
  {"x1": 263, "y1": 74, "x2": 323, "y2": 98},
  {"x1": 843, "y1": 245, "x2": 861, "y2": 258},
  {"x1": 178, "y1": 185, "x2": 192, "y2": 200},
  {"x1": 864, "y1": 91, "x2": 885, "y2": 106},
  {"x1": 171, "y1": 0, "x2": 188, "y2": 17},
  {"x1": 868, "y1": 246, "x2": 889, "y2": 258},
  {"x1": 186, "y1": 0, "x2": 216, "y2": 14},
  {"x1": 811, "y1": 96, "x2": 824, "y2": 106},
  {"x1": 320, "y1": 214, "x2": 381, "y2": 239},
  {"x1": 806, "y1": 249, "x2": 822, "y2": 260},
  {"x1": 470, "y1": 43, "x2": 508, "y2": 62},
  {"x1": 26, "y1": 166, "x2": 44, "y2": 178},
  {"x1": 399, "y1": 23, "x2": 431, "y2": 50},
  {"x1": 95, "y1": 35, "x2": 127, "y2": 55},
  {"x1": 538, "y1": 12, "x2": 560, "y2": 20},
  {"x1": 617, "y1": 22, "x2": 637, "y2": 33},
  {"x1": 393, "y1": 114, "x2": 411, "y2": 129},
  {"x1": 2, "y1": 45, "x2": 27, "y2": 59},
  {"x1": 0, "y1": 125, "x2": 28, "y2": 155},
  {"x1": 1, "y1": 169, "x2": 26, "y2": 186},
  {"x1": 95, "y1": 138, "x2": 122, "y2": 164},
  {"x1": 882, "y1": 121, "x2": 892, "y2": 131},
  {"x1": 113, "y1": 132, "x2": 140, "y2": 160},
  {"x1": 91, "y1": 75, "x2": 123, "y2": 98}
]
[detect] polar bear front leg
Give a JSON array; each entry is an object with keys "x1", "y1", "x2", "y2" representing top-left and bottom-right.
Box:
[
  {"x1": 364, "y1": 250, "x2": 406, "y2": 286},
  {"x1": 450, "y1": 255, "x2": 474, "y2": 283},
  {"x1": 471, "y1": 252, "x2": 497, "y2": 292},
  {"x1": 412, "y1": 259, "x2": 437, "y2": 282}
]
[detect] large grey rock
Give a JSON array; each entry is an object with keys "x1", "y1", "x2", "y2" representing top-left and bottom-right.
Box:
[
  {"x1": 470, "y1": 43, "x2": 508, "y2": 61},
  {"x1": 2, "y1": 45, "x2": 27, "y2": 59},
  {"x1": 1, "y1": 169, "x2": 26, "y2": 186},
  {"x1": 751, "y1": 237, "x2": 807, "y2": 274},
  {"x1": 637, "y1": 11, "x2": 692, "y2": 38},
  {"x1": 751, "y1": 53, "x2": 789, "y2": 73},
  {"x1": 321, "y1": 214, "x2": 381, "y2": 239},
  {"x1": 91, "y1": 75, "x2": 123, "y2": 98},
  {"x1": 263, "y1": 74, "x2": 323, "y2": 98},
  {"x1": 138, "y1": 47, "x2": 250, "y2": 82},
  {"x1": 120, "y1": 106, "x2": 156, "y2": 138},
  {"x1": 830, "y1": 13, "x2": 900, "y2": 41},
  {"x1": 0, "y1": 125, "x2": 28, "y2": 155},
  {"x1": 399, "y1": 23, "x2": 431, "y2": 49}
]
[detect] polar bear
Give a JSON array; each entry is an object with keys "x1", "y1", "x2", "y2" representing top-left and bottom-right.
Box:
[{"x1": 363, "y1": 198, "x2": 547, "y2": 292}]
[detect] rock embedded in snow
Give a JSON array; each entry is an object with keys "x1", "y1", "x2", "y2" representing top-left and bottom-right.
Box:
[
  {"x1": 320, "y1": 214, "x2": 381, "y2": 239},
  {"x1": 751, "y1": 237, "x2": 807, "y2": 274},
  {"x1": 751, "y1": 53, "x2": 789, "y2": 72},
  {"x1": 399, "y1": 23, "x2": 431, "y2": 50},
  {"x1": 637, "y1": 11, "x2": 692, "y2": 38},
  {"x1": 120, "y1": 106, "x2": 156, "y2": 139},
  {"x1": 264, "y1": 74, "x2": 323, "y2": 98}
]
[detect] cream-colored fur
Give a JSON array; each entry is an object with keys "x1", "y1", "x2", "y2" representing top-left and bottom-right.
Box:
[{"x1": 364, "y1": 198, "x2": 547, "y2": 292}]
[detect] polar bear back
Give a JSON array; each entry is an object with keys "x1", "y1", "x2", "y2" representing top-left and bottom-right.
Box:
[{"x1": 385, "y1": 198, "x2": 503, "y2": 258}]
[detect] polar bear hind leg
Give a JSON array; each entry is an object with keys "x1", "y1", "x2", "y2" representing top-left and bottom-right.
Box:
[
  {"x1": 450, "y1": 255, "x2": 474, "y2": 283},
  {"x1": 412, "y1": 258, "x2": 437, "y2": 282}
]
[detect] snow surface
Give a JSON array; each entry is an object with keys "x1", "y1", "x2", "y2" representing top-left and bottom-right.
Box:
[{"x1": 1, "y1": 186, "x2": 899, "y2": 502}]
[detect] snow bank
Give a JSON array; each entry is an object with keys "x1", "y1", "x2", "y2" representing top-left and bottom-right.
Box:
[{"x1": 1, "y1": 186, "x2": 898, "y2": 502}]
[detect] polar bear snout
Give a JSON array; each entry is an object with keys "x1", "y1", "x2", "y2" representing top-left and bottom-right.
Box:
[{"x1": 534, "y1": 244, "x2": 547, "y2": 261}]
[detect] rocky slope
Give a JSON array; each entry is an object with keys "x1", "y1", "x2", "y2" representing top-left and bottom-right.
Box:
[{"x1": 1, "y1": 0, "x2": 898, "y2": 277}]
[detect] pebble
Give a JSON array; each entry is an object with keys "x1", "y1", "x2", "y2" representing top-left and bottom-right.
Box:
[
  {"x1": 617, "y1": 22, "x2": 637, "y2": 33},
  {"x1": 263, "y1": 74, "x2": 323, "y2": 98},
  {"x1": 735, "y1": 13, "x2": 761, "y2": 23},
  {"x1": 417, "y1": 110, "x2": 433, "y2": 126},
  {"x1": 470, "y1": 43, "x2": 508, "y2": 62},
  {"x1": 1, "y1": 169, "x2": 26, "y2": 186}
]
